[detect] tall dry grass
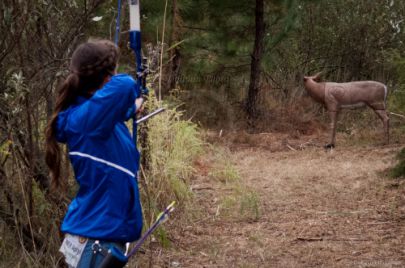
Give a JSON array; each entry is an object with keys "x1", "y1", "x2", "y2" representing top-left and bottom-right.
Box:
[
  {"x1": 127, "y1": 94, "x2": 204, "y2": 263},
  {"x1": 141, "y1": 93, "x2": 203, "y2": 206}
]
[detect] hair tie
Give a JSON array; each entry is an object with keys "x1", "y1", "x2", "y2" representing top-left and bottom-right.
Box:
[{"x1": 69, "y1": 68, "x2": 80, "y2": 75}]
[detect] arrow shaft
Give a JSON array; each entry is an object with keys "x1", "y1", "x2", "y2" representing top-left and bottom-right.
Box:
[
  {"x1": 127, "y1": 203, "x2": 175, "y2": 257},
  {"x1": 136, "y1": 108, "x2": 165, "y2": 124}
]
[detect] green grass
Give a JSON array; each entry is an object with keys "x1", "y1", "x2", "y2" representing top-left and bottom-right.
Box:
[
  {"x1": 208, "y1": 147, "x2": 261, "y2": 222},
  {"x1": 239, "y1": 190, "x2": 261, "y2": 222},
  {"x1": 207, "y1": 146, "x2": 240, "y2": 183}
]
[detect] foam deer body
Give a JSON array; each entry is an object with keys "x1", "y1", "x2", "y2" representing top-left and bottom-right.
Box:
[{"x1": 303, "y1": 73, "x2": 389, "y2": 148}]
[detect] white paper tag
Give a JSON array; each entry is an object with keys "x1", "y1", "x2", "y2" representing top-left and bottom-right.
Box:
[{"x1": 59, "y1": 234, "x2": 88, "y2": 268}]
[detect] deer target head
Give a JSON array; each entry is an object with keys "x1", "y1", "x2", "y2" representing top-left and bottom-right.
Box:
[{"x1": 304, "y1": 72, "x2": 323, "y2": 82}]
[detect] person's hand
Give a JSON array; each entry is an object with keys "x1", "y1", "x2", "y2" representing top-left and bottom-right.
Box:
[{"x1": 135, "y1": 97, "x2": 144, "y2": 114}]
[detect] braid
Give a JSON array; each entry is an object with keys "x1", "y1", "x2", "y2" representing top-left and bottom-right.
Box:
[{"x1": 45, "y1": 73, "x2": 80, "y2": 189}]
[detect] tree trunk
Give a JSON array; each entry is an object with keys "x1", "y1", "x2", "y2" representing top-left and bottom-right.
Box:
[
  {"x1": 245, "y1": 0, "x2": 265, "y2": 123},
  {"x1": 25, "y1": 97, "x2": 34, "y2": 217},
  {"x1": 169, "y1": 0, "x2": 181, "y2": 91},
  {"x1": 165, "y1": 0, "x2": 182, "y2": 95}
]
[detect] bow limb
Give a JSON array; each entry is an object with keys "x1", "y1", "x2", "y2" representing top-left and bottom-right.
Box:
[{"x1": 128, "y1": 0, "x2": 143, "y2": 143}]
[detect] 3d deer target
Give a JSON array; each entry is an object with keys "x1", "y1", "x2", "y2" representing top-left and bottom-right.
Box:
[{"x1": 303, "y1": 73, "x2": 389, "y2": 148}]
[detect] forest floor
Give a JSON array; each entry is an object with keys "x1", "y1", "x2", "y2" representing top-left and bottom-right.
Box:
[{"x1": 139, "y1": 131, "x2": 405, "y2": 268}]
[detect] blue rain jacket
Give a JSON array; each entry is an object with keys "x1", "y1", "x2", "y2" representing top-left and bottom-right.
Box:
[{"x1": 56, "y1": 74, "x2": 143, "y2": 242}]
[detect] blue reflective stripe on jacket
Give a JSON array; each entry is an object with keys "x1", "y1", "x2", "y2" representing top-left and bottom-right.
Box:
[{"x1": 56, "y1": 74, "x2": 143, "y2": 242}]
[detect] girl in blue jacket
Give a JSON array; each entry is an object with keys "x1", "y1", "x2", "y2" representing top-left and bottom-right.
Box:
[{"x1": 45, "y1": 40, "x2": 143, "y2": 267}]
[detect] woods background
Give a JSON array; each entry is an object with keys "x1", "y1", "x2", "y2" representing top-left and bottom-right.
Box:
[{"x1": 1, "y1": 0, "x2": 405, "y2": 267}]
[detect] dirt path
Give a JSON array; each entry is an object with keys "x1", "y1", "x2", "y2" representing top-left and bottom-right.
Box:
[{"x1": 144, "y1": 143, "x2": 405, "y2": 268}]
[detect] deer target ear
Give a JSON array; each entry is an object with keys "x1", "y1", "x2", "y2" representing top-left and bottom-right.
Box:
[
  {"x1": 313, "y1": 71, "x2": 323, "y2": 81},
  {"x1": 313, "y1": 76, "x2": 322, "y2": 82},
  {"x1": 303, "y1": 77, "x2": 308, "y2": 82}
]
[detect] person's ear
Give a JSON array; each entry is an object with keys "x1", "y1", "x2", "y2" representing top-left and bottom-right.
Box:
[{"x1": 103, "y1": 74, "x2": 112, "y2": 84}]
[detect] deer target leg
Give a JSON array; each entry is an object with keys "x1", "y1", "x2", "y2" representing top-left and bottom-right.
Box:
[
  {"x1": 373, "y1": 109, "x2": 390, "y2": 144},
  {"x1": 326, "y1": 110, "x2": 338, "y2": 148}
]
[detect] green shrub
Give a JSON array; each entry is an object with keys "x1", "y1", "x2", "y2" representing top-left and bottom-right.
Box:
[
  {"x1": 384, "y1": 50, "x2": 405, "y2": 115},
  {"x1": 390, "y1": 148, "x2": 405, "y2": 178}
]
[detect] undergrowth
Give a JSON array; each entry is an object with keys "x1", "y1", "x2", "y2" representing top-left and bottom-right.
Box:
[{"x1": 390, "y1": 147, "x2": 405, "y2": 178}]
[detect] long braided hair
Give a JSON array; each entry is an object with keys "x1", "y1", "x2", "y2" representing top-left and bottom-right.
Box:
[{"x1": 45, "y1": 40, "x2": 119, "y2": 189}]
